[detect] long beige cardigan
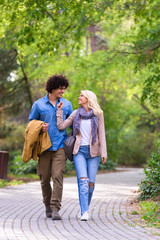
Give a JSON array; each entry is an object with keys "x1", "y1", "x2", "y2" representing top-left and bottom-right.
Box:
[{"x1": 57, "y1": 110, "x2": 107, "y2": 158}]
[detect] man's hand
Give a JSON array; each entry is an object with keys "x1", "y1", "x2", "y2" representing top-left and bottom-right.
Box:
[
  {"x1": 42, "y1": 123, "x2": 49, "y2": 132},
  {"x1": 101, "y1": 157, "x2": 107, "y2": 164},
  {"x1": 57, "y1": 101, "x2": 63, "y2": 110}
]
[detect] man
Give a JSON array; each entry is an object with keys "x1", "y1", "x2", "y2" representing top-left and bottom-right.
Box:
[{"x1": 28, "y1": 74, "x2": 73, "y2": 220}]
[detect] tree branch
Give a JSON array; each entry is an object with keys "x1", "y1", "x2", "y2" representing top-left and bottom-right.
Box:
[
  {"x1": 133, "y1": 94, "x2": 151, "y2": 114},
  {"x1": 113, "y1": 42, "x2": 160, "y2": 55},
  {"x1": 19, "y1": 60, "x2": 33, "y2": 108}
]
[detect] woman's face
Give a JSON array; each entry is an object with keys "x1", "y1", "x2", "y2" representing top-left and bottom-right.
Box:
[{"x1": 78, "y1": 94, "x2": 88, "y2": 106}]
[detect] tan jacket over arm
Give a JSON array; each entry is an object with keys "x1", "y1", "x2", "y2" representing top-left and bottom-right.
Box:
[
  {"x1": 22, "y1": 120, "x2": 52, "y2": 163},
  {"x1": 56, "y1": 109, "x2": 107, "y2": 158}
]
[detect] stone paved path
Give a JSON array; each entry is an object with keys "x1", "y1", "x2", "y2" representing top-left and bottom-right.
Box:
[{"x1": 0, "y1": 168, "x2": 159, "y2": 240}]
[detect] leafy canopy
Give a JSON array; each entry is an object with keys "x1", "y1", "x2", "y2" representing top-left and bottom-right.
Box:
[{"x1": 0, "y1": 0, "x2": 114, "y2": 54}]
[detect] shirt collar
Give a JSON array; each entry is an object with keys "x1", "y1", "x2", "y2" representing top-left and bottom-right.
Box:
[
  {"x1": 45, "y1": 94, "x2": 62, "y2": 104},
  {"x1": 45, "y1": 94, "x2": 50, "y2": 103}
]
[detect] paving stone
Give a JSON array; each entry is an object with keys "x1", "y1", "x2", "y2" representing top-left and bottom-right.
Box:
[{"x1": 0, "y1": 168, "x2": 159, "y2": 240}]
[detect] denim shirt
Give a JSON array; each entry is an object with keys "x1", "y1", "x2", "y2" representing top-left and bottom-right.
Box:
[{"x1": 28, "y1": 94, "x2": 73, "y2": 151}]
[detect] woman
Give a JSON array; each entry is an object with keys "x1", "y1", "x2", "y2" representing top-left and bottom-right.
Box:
[{"x1": 57, "y1": 90, "x2": 107, "y2": 221}]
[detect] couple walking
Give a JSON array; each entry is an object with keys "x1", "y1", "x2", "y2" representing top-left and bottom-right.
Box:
[{"x1": 28, "y1": 74, "x2": 107, "y2": 221}]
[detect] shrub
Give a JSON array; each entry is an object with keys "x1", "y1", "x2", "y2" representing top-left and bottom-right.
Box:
[
  {"x1": 65, "y1": 159, "x2": 75, "y2": 173},
  {"x1": 118, "y1": 129, "x2": 155, "y2": 166},
  {"x1": 99, "y1": 158, "x2": 117, "y2": 170},
  {"x1": 9, "y1": 152, "x2": 37, "y2": 175},
  {"x1": 138, "y1": 141, "x2": 160, "y2": 200},
  {"x1": 0, "y1": 123, "x2": 25, "y2": 151},
  {"x1": 0, "y1": 121, "x2": 15, "y2": 138},
  {"x1": 65, "y1": 158, "x2": 116, "y2": 173}
]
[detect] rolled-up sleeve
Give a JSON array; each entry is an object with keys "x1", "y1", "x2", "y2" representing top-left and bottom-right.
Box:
[{"x1": 28, "y1": 102, "x2": 40, "y2": 122}]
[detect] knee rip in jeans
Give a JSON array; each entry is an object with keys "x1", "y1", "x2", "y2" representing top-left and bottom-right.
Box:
[
  {"x1": 89, "y1": 182, "x2": 94, "y2": 187},
  {"x1": 80, "y1": 178, "x2": 94, "y2": 187},
  {"x1": 80, "y1": 177, "x2": 88, "y2": 180}
]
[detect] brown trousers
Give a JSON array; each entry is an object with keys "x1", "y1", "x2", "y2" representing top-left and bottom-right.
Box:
[{"x1": 37, "y1": 148, "x2": 66, "y2": 211}]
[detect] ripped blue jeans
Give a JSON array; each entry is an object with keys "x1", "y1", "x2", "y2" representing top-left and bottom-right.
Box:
[{"x1": 73, "y1": 145, "x2": 100, "y2": 215}]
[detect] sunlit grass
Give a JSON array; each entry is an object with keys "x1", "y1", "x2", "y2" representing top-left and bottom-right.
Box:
[
  {"x1": 0, "y1": 179, "x2": 24, "y2": 188},
  {"x1": 0, "y1": 171, "x2": 76, "y2": 188},
  {"x1": 139, "y1": 200, "x2": 160, "y2": 228},
  {"x1": 8, "y1": 173, "x2": 39, "y2": 180}
]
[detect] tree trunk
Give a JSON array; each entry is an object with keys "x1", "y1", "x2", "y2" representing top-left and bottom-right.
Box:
[
  {"x1": 86, "y1": 32, "x2": 89, "y2": 56},
  {"x1": 88, "y1": 25, "x2": 97, "y2": 53},
  {"x1": 20, "y1": 62, "x2": 33, "y2": 108}
]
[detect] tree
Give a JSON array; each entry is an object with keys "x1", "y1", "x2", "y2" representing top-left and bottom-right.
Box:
[
  {"x1": 107, "y1": 0, "x2": 160, "y2": 107},
  {"x1": 0, "y1": 0, "x2": 114, "y2": 55},
  {"x1": 0, "y1": 44, "x2": 33, "y2": 121},
  {"x1": 0, "y1": 0, "x2": 159, "y2": 166},
  {"x1": 0, "y1": 47, "x2": 18, "y2": 118}
]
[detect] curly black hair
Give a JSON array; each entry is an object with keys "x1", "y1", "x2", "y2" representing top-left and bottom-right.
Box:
[{"x1": 45, "y1": 74, "x2": 69, "y2": 93}]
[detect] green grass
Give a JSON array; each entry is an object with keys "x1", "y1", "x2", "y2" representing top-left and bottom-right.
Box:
[
  {"x1": 139, "y1": 200, "x2": 160, "y2": 228},
  {"x1": 0, "y1": 179, "x2": 24, "y2": 188},
  {"x1": 0, "y1": 173, "x2": 39, "y2": 188},
  {"x1": 9, "y1": 173, "x2": 39, "y2": 180},
  {"x1": 0, "y1": 171, "x2": 76, "y2": 188},
  {"x1": 131, "y1": 210, "x2": 140, "y2": 215},
  {"x1": 119, "y1": 211, "x2": 123, "y2": 215},
  {"x1": 64, "y1": 170, "x2": 76, "y2": 177}
]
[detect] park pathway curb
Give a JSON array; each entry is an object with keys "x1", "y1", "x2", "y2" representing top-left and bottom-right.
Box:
[{"x1": 0, "y1": 168, "x2": 159, "y2": 240}]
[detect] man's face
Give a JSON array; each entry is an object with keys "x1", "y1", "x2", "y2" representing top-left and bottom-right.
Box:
[{"x1": 51, "y1": 86, "x2": 66, "y2": 99}]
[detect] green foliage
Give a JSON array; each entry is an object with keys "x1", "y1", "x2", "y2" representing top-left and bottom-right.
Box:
[
  {"x1": 138, "y1": 141, "x2": 160, "y2": 200},
  {"x1": 131, "y1": 210, "x2": 139, "y2": 215},
  {"x1": 65, "y1": 159, "x2": 75, "y2": 173},
  {"x1": 9, "y1": 173, "x2": 39, "y2": 180},
  {"x1": 65, "y1": 158, "x2": 116, "y2": 173},
  {"x1": 141, "y1": 68, "x2": 160, "y2": 108},
  {"x1": 0, "y1": 179, "x2": 24, "y2": 188},
  {"x1": 99, "y1": 158, "x2": 117, "y2": 170},
  {"x1": 1, "y1": 124, "x2": 25, "y2": 151},
  {"x1": 0, "y1": 0, "x2": 110, "y2": 55},
  {"x1": 0, "y1": 46, "x2": 32, "y2": 116},
  {"x1": 139, "y1": 201, "x2": 160, "y2": 227},
  {"x1": 0, "y1": 47, "x2": 18, "y2": 98},
  {"x1": 9, "y1": 153, "x2": 37, "y2": 175},
  {"x1": 126, "y1": 0, "x2": 160, "y2": 106},
  {"x1": 0, "y1": 0, "x2": 160, "y2": 171},
  {"x1": 118, "y1": 129, "x2": 155, "y2": 166},
  {"x1": 0, "y1": 121, "x2": 15, "y2": 139}
]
